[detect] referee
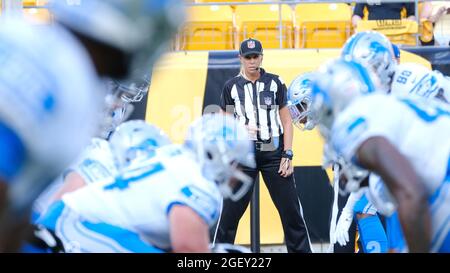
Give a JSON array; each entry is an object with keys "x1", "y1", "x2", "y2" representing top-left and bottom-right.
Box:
[{"x1": 215, "y1": 38, "x2": 312, "y2": 253}]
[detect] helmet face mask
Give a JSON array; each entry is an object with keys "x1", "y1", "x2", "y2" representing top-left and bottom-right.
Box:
[
  {"x1": 185, "y1": 114, "x2": 256, "y2": 201},
  {"x1": 337, "y1": 157, "x2": 369, "y2": 193}
]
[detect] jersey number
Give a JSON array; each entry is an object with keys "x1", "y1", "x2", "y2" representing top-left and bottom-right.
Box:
[
  {"x1": 103, "y1": 162, "x2": 164, "y2": 191},
  {"x1": 396, "y1": 70, "x2": 412, "y2": 84}
]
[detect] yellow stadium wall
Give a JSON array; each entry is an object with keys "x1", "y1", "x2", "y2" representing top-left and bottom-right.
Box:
[{"x1": 145, "y1": 49, "x2": 430, "y2": 245}]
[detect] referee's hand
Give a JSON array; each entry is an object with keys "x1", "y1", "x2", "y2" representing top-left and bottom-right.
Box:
[{"x1": 278, "y1": 158, "x2": 293, "y2": 177}]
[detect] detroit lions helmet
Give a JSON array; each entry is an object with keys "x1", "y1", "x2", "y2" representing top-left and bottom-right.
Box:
[
  {"x1": 109, "y1": 120, "x2": 171, "y2": 171},
  {"x1": 287, "y1": 72, "x2": 317, "y2": 131},
  {"x1": 50, "y1": 0, "x2": 185, "y2": 77},
  {"x1": 311, "y1": 58, "x2": 380, "y2": 139},
  {"x1": 341, "y1": 31, "x2": 396, "y2": 93},
  {"x1": 185, "y1": 113, "x2": 256, "y2": 201}
]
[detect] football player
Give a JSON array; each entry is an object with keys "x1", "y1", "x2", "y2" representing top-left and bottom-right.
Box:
[{"x1": 311, "y1": 58, "x2": 450, "y2": 252}]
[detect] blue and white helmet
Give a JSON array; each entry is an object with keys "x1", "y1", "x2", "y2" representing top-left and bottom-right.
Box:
[
  {"x1": 341, "y1": 31, "x2": 396, "y2": 93},
  {"x1": 109, "y1": 120, "x2": 171, "y2": 171},
  {"x1": 287, "y1": 72, "x2": 317, "y2": 131},
  {"x1": 50, "y1": 0, "x2": 185, "y2": 76},
  {"x1": 185, "y1": 114, "x2": 256, "y2": 201},
  {"x1": 311, "y1": 58, "x2": 380, "y2": 138}
]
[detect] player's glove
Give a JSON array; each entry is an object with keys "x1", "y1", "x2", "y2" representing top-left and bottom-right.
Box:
[{"x1": 334, "y1": 207, "x2": 354, "y2": 246}]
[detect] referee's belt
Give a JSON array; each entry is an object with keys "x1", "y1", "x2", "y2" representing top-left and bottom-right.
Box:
[{"x1": 254, "y1": 137, "x2": 280, "y2": 151}]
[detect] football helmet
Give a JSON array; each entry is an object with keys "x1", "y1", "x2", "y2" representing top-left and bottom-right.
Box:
[
  {"x1": 109, "y1": 120, "x2": 171, "y2": 171},
  {"x1": 50, "y1": 0, "x2": 185, "y2": 76},
  {"x1": 185, "y1": 114, "x2": 256, "y2": 201},
  {"x1": 341, "y1": 31, "x2": 396, "y2": 92},
  {"x1": 287, "y1": 72, "x2": 317, "y2": 131},
  {"x1": 311, "y1": 58, "x2": 380, "y2": 139}
]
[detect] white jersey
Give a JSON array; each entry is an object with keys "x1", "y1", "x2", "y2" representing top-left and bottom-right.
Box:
[
  {"x1": 331, "y1": 94, "x2": 450, "y2": 252},
  {"x1": 71, "y1": 138, "x2": 117, "y2": 184},
  {"x1": 0, "y1": 17, "x2": 104, "y2": 212},
  {"x1": 32, "y1": 138, "x2": 116, "y2": 218},
  {"x1": 391, "y1": 63, "x2": 446, "y2": 101},
  {"x1": 62, "y1": 144, "x2": 222, "y2": 251},
  {"x1": 332, "y1": 94, "x2": 450, "y2": 194}
]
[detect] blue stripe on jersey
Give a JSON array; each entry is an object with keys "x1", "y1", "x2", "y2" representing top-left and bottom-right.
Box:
[
  {"x1": 347, "y1": 117, "x2": 367, "y2": 134},
  {"x1": 429, "y1": 156, "x2": 450, "y2": 252},
  {"x1": 438, "y1": 230, "x2": 450, "y2": 253},
  {"x1": 37, "y1": 200, "x2": 66, "y2": 231},
  {"x1": 166, "y1": 201, "x2": 186, "y2": 215},
  {"x1": 166, "y1": 200, "x2": 214, "y2": 226},
  {"x1": 0, "y1": 121, "x2": 26, "y2": 182},
  {"x1": 81, "y1": 221, "x2": 165, "y2": 253},
  {"x1": 431, "y1": 214, "x2": 450, "y2": 252},
  {"x1": 429, "y1": 156, "x2": 450, "y2": 209}
]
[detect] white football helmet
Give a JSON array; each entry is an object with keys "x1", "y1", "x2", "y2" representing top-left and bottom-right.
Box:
[
  {"x1": 287, "y1": 72, "x2": 317, "y2": 131},
  {"x1": 311, "y1": 58, "x2": 380, "y2": 139},
  {"x1": 341, "y1": 31, "x2": 396, "y2": 93},
  {"x1": 391, "y1": 63, "x2": 449, "y2": 104},
  {"x1": 50, "y1": 0, "x2": 185, "y2": 76},
  {"x1": 109, "y1": 120, "x2": 171, "y2": 171},
  {"x1": 185, "y1": 114, "x2": 256, "y2": 201}
]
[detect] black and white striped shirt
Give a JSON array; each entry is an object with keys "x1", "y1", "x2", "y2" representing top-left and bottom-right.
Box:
[{"x1": 220, "y1": 68, "x2": 287, "y2": 141}]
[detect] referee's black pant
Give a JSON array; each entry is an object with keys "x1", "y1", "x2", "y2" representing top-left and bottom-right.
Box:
[{"x1": 214, "y1": 138, "x2": 312, "y2": 253}]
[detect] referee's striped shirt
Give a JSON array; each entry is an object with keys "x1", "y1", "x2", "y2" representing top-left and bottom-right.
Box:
[{"x1": 220, "y1": 68, "x2": 287, "y2": 141}]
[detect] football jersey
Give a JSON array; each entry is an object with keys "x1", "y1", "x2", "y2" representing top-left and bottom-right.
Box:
[
  {"x1": 331, "y1": 94, "x2": 450, "y2": 252},
  {"x1": 391, "y1": 63, "x2": 444, "y2": 101},
  {"x1": 332, "y1": 94, "x2": 450, "y2": 194},
  {"x1": 62, "y1": 144, "x2": 222, "y2": 250},
  {"x1": 0, "y1": 18, "x2": 104, "y2": 212},
  {"x1": 32, "y1": 138, "x2": 117, "y2": 219},
  {"x1": 72, "y1": 138, "x2": 117, "y2": 184}
]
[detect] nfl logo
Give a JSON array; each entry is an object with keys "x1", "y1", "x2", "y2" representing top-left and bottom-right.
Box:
[
  {"x1": 264, "y1": 96, "x2": 272, "y2": 105},
  {"x1": 247, "y1": 40, "x2": 256, "y2": 49}
]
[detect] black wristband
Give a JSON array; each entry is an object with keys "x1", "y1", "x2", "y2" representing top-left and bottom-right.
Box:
[{"x1": 281, "y1": 150, "x2": 293, "y2": 160}]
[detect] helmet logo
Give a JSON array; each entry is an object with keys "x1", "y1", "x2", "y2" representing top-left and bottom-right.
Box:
[{"x1": 247, "y1": 40, "x2": 255, "y2": 49}]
